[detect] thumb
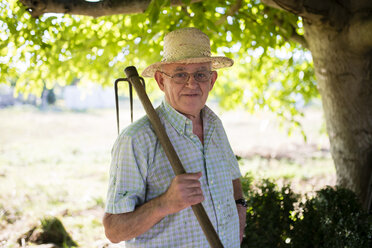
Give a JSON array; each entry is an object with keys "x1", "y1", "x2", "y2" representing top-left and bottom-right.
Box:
[{"x1": 194, "y1": 171, "x2": 202, "y2": 178}]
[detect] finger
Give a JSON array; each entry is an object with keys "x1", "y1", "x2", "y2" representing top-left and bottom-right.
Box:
[
  {"x1": 176, "y1": 173, "x2": 202, "y2": 187},
  {"x1": 183, "y1": 172, "x2": 203, "y2": 184},
  {"x1": 187, "y1": 178, "x2": 202, "y2": 188},
  {"x1": 188, "y1": 187, "x2": 203, "y2": 196},
  {"x1": 180, "y1": 172, "x2": 202, "y2": 180},
  {"x1": 192, "y1": 171, "x2": 202, "y2": 179},
  {"x1": 188, "y1": 194, "x2": 205, "y2": 205}
]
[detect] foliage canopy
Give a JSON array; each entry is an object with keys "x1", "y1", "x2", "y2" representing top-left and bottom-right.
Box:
[{"x1": 1, "y1": 0, "x2": 317, "y2": 125}]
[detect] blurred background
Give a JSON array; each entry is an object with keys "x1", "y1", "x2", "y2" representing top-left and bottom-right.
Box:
[
  {"x1": 0, "y1": 82, "x2": 335, "y2": 247},
  {"x1": 3, "y1": 0, "x2": 371, "y2": 247}
]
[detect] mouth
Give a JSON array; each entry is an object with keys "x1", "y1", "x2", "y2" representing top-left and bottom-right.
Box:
[
  {"x1": 183, "y1": 94, "x2": 199, "y2": 97},
  {"x1": 182, "y1": 92, "x2": 200, "y2": 97}
]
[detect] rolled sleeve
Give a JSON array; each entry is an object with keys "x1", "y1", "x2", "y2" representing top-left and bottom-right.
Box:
[
  {"x1": 219, "y1": 121, "x2": 242, "y2": 180},
  {"x1": 105, "y1": 134, "x2": 148, "y2": 214},
  {"x1": 227, "y1": 147, "x2": 241, "y2": 180},
  {"x1": 231, "y1": 161, "x2": 242, "y2": 179}
]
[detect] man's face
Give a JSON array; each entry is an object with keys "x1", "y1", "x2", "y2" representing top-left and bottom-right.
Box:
[{"x1": 154, "y1": 62, "x2": 217, "y2": 117}]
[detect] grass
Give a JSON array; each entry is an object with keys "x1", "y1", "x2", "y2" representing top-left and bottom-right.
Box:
[
  {"x1": 0, "y1": 103, "x2": 335, "y2": 247},
  {"x1": 239, "y1": 156, "x2": 335, "y2": 196},
  {"x1": 0, "y1": 105, "x2": 115, "y2": 247}
]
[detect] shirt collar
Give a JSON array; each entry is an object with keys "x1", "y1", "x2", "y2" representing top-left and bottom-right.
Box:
[
  {"x1": 161, "y1": 99, "x2": 218, "y2": 136},
  {"x1": 162, "y1": 100, "x2": 189, "y2": 135},
  {"x1": 202, "y1": 104, "x2": 218, "y2": 125}
]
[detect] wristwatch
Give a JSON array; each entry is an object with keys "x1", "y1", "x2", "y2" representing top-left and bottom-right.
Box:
[{"x1": 235, "y1": 198, "x2": 248, "y2": 208}]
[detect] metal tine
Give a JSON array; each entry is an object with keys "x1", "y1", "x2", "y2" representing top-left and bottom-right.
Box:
[
  {"x1": 129, "y1": 83, "x2": 133, "y2": 123},
  {"x1": 114, "y1": 77, "x2": 130, "y2": 135},
  {"x1": 114, "y1": 78, "x2": 125, "y2": 135},
  {"x1": 114, "y1": 76, "x2": 147, "y2": 135}
]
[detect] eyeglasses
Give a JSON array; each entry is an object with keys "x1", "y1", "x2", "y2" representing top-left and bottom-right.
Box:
[{"x1": 160, "y1": 71, "x2": 213, "y2": 84}]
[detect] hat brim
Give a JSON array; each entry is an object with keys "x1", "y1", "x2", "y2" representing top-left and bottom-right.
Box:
[{"x1": 141, "y1": 56, "x2": 234, "y2": 77}]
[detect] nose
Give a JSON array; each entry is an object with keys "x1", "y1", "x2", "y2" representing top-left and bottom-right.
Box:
[{"x1": 185, "y1": 75, "x2": 198, "y2": 89}]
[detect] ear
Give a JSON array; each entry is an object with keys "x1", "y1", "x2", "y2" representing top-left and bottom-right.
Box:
[
  {"x1": 209, "y1": 71, "x2": 218, "y2": 91},
  {"x1": 154, "y1": 71, "x2": 165, "y2": 91}
]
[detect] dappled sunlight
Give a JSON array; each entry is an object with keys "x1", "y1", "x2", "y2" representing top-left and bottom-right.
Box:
[{"x1": 0, "y1": 103, "x2": 336, "y2": 247}]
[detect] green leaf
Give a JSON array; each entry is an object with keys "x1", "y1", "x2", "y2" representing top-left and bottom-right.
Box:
[
  {"x1": 1, "y1": 0, "x2": 316, "y2": 130},
  {"x1": 145, "y1": 0, "x2": 170, "y2": 25}
]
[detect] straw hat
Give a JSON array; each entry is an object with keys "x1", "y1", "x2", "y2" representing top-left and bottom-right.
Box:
[{"x1": 142, "y1": 27, "x2": 234, "y2": 77}]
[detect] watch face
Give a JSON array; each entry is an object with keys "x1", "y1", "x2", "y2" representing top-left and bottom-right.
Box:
[{"x1": 236, "y1": 198, "x2": 248, "y2": 207}]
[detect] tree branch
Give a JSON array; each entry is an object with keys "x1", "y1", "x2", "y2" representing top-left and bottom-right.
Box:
[
  {"x1": 19, "y1": 0, "x2": 202, "y2": 18},
  {"x1": 348, "y1": 16, "x2": 372, "y2": 53},
  {"x1": 271, "y1": 14, "x2": 308, "y2": 49},
  {"x1": 288, "y1": 29, "x2": 308, "y2": 49},
  {"x1": 215, "y1": 0, "x2": 243, "y2": 26},
  {"x1": 261, "y1": 0, "x2": 303, "y2": 15},
  {"x1": 261, "y1": 0, "x2": 350, "y2": 29}
]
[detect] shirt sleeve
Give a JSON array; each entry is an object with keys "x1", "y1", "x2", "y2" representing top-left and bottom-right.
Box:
[
  {"x1": 219, "y1": 122, "x2": 242, "y2": 180},
  {"x1": 225, "y1": 142, "x2": 242, "y2": 180},
  {"x1": 105, "y1": 134, "x2": 148, "y2": 214}
]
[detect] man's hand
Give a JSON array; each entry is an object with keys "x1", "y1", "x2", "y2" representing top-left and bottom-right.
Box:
[
  {"x1": 103, "y1": 172, "x2": 204, "y2": 243},
  {"x1": 161, "y1": 172, "x2": 204, "y2": 215}
]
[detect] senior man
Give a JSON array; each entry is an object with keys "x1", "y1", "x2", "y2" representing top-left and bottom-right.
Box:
[{"x1": 103, "y1": 27, "x2": 246, "y2": 247}]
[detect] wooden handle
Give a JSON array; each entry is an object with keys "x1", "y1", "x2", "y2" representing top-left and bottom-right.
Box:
[{"x1": 124, "y1": 66, "x2": 224, "y2": 248}]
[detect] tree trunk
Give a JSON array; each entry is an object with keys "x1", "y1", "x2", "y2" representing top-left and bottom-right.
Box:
[
  {"x1": 303, "y1": 20, "x2": 372, "y2": 210},
  {"x1": 18, "y1": 0, "x2": 372, "y2": 210}
]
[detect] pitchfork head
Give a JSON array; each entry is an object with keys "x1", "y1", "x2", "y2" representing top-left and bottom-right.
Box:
[{"x1": 114, "y1": 71, "x2": 146, "y2": 135}]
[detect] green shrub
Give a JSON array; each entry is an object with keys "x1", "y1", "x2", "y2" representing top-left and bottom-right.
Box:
[
  {"x1": 241, "y1": 177, "x2": 298, "y2": 248},
  {"x1": 18, "y1": 216, "x2": 77, "y2": 247},
  {"x1": 291, "y1": 186, "x2": 371, "y2": 248},
  {"x1": 240, "y1": 176, "x2": 371, "y2": 248}
]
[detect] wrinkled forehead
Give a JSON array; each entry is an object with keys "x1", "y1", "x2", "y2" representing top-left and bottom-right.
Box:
[{"x1": 161, "y1": 62, "x2": 212, "y2": 72}]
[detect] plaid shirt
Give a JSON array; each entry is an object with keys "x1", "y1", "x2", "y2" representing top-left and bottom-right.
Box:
[{"x1": 105, "y1": 100, "x2": 241, "y2": 247}]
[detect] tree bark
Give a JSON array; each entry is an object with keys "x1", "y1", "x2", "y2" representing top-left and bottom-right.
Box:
[
  {"x1": 19, "y1": 0, "x2": 372, "y2": 210},
  {"x1": 20, "y1": 0, "x2": 202, "y2": 18},
  {"x1": 263, "y1": 0, "x2": 372, "y2": 210},
  {"x1": 305, "y1": 21, "x2": 372, "y2": 210}
]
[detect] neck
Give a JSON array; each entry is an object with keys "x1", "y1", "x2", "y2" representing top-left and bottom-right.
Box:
[
  {"x1": 183, "y1": 112, "x2": 201, "y2": 123},
  {"x1": 183, "y1": 111, "x2": 204, "y2": 144}
]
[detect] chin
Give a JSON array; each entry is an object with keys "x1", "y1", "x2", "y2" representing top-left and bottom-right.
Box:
[{"x1": 180, "y1": 106, "x2": 203, "y2": 116}]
